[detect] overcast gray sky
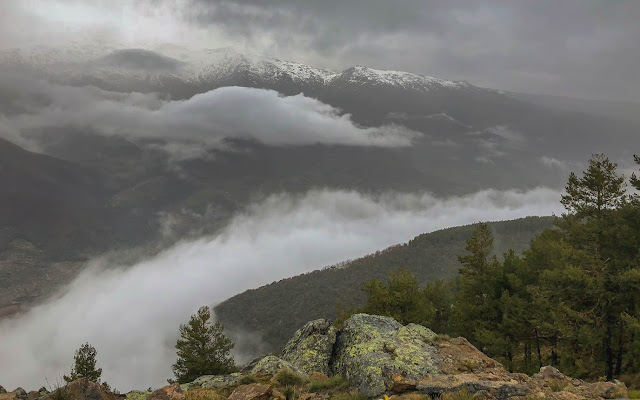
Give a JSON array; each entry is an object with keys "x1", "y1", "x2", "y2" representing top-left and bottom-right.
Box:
[{"x1": 1, "y1": 0, "x2": 639, "y2": 101}]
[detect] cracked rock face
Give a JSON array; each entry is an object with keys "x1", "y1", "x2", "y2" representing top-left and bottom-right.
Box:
[
  {"x1": 281, "y1": 319, "x2": 337, "y2": 376},
  {"x1": 329, "y1": 314, "x2": 439, "y2": 397}
]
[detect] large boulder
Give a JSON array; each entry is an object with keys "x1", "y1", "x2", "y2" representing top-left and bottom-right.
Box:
[
  {"x1": 250, "y1": 355, "x2": 305, "y2": 377},
  {"x1": 227, "y1": 384, "x2": 272, "y2": 400},
  {"x1": 329, "y1": 314, "x2": 439, "y2": 397},
  {"x1": 186, "y1": 373, "x2": 243, "y2": 389},
  {"x1": 281, "y1": 319, "x2": 337, "y2": 376},
  {"x1": 0, "y1": 387, "x2": 5, "y2": 395}
]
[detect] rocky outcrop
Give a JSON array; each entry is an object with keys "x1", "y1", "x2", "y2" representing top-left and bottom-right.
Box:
[
  {"x1": 330, "y1": 314, "x2": 439, "y2": 397},
  {"x1": 181, "y1": 314, "x2": 630, "y2": 400},
  {"x1": 281, "y1": 319, "x2": 336, "y2": 376},
  {"x1": 227, "y1": 384, "x2": 272, "y2": 400}
]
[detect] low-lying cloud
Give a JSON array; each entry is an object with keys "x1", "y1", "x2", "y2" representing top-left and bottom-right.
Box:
[
  {"x1": 0, "y1": 187, "x2": 563, "y2": 392},
  {"x1": 0, "y1": 79, "x2": 419, "y2": 158}
]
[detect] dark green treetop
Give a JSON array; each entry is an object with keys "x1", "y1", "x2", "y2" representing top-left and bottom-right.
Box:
[
  {"x1": 63, "y1": 342, "x2": 103, "y2": 383},
  {"x1": 171, "y1": 305, "x2": 236, "y2": 384}
]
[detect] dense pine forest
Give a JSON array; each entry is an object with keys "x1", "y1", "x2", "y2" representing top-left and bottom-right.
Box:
[{"x1": 342, "y1": 154, "x2": 640, "y2": 384}]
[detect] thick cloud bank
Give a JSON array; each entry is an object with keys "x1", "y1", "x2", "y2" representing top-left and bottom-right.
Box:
[
  {"x1": 1, "y1": 81, "x2": 418, "y2": 158},
  {"x1": 0, "y1": 188, "x2": 562, "y2": 391}
]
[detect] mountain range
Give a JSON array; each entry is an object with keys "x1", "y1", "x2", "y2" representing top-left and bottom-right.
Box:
[{"x1": 0, "y1": 45, "x2": 638, "y2": 310}]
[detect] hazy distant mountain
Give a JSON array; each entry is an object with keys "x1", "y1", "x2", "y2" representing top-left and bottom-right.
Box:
[{"x1": 502, "y1": 90, "x2": 640, "y2": 125}]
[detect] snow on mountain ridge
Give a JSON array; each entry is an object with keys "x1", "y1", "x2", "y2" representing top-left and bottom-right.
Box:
[
  {"x1": 334, "y1": 65, "x2": 469, "y2": 91},
  {"x1": 0, "y1": 45, "x2": 470, "y2": 93}
]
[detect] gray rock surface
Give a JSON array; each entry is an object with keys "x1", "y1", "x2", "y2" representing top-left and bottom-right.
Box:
[
  {"x1": 250, "y1": 356, "x2": 305, "y2": 377},
  {"x1": 329, "y1": 314, "x2": 439, "y2": 397},
  {"x1": 281, "y1": 319, "x2": 336, "y2": 375},
  {"x1": 186, "y1": 373, "x2": 243, "y2": 390}
]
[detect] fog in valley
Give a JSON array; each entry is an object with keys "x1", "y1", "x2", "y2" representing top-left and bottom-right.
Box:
[{"x1": 0, "y1": 188, "x2": 562, "y2": 390}]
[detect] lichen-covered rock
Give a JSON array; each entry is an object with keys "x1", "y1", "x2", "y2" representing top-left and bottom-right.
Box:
[
  {"x1": 12, "y1": 389, "x2": 26, "y2": 400},
  {"x1": 26, "y1": 391, "x2": 40, "y2": 400},
  {"x1": 185, "y1": 373, "x2": 243, "y2": 390},
  {"x1": 329, "y1": 314, "x2": 439, "y2": 397},
  {"x1": 227, "y1": 384, "x2": 272, "y2": 400},
  {"x1": 281, "y1": 319, "x2": 337, "y2": 376},
  {"x1": 125, "y1": 390, "x2": 151, "y2": 400},
  {"x1": 146, "y1": 384, "x2": 184, "y2": 400},
  {"x1": 250, "y1": 355, "x2": 305, "y2": 377}
]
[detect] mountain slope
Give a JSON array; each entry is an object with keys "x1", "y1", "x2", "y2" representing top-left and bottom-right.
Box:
[{"x1": 214, "y1": 216, "x2": 554, "y2": 354}]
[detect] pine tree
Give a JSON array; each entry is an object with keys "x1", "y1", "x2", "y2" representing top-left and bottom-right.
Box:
[
  {"x1": 560, "y1": 153, "x2": 626, "y2": 218},
  {"x1": 63, "y1": 343, "x2": 103, "y2": 383},
  {"x1": 630, "y1": 154, "x2": 640, "y2": 193},
  {"x1": 452, "y1": 223, "x2": 502, "y2": 345},
  {"x1": 553, "y1": 154, "x2": 629, "y2": 380},
  {"x1": 360, "y1": 267, "x2": 434, "y2": 326},
  {"x1": 172, "y1": 306, "x2": 236, "y2": 384}
]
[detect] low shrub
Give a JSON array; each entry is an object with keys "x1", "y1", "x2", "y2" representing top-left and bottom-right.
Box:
[{"x1": 274, "y1": 370, "x2": 307, "y2": 387}]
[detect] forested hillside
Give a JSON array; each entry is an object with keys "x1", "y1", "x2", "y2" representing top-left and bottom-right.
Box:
[{"x1": 215, "y1": 216, "x2": 553, "y2": 352}]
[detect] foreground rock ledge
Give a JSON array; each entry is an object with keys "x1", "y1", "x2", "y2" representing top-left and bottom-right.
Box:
[{"x1": 187, "y1": 313, "x2": 629, "y2": 399}]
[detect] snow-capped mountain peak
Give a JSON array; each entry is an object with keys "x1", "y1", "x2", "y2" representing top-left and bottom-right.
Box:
[{"x1": 0, "y1": 44, "x2": 473, "y2": 96}]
